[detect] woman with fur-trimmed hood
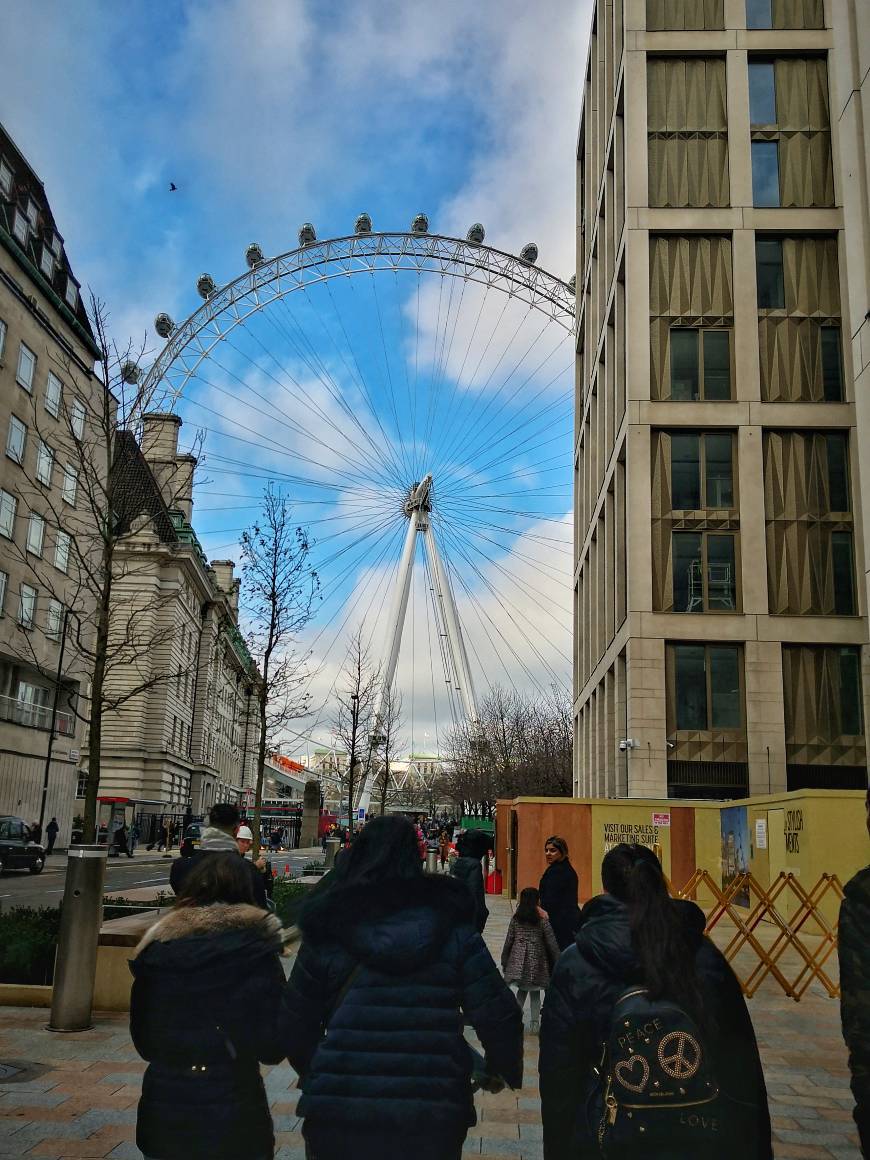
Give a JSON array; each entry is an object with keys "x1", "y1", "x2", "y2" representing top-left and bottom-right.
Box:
[
  {"x1": 130, "y1": 852, "x2": 287, "y2": 1160},
  {"x1": 283, "y1": 814, "x2": 523, "y2": 1160}
]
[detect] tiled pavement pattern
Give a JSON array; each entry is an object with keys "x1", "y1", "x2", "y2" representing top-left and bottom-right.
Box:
[{"x1": 0, "y1": 893, "x2": 861, "y2": 1158}]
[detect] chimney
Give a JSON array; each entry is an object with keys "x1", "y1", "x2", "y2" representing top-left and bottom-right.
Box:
[
  {"x1": 141, "y1": 412, "x2": 196, "y2": 520},
  {"x1": 211, "y1": 560, "x2": 239, "y2": 616}
]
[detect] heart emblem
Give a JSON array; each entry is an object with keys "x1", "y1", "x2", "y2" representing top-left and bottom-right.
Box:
[{"x1": 614, "y1": 1055, "x2": 650, "y2": 1094}]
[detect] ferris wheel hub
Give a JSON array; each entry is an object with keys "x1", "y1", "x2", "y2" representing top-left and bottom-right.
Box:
[{"x1": 403, "y1": 473, "x2": 433, "y2": 517}]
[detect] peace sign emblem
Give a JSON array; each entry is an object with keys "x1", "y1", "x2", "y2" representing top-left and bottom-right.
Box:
[{"x1": 657, "y1": 1031, "x2": 701, "y2": 1080}]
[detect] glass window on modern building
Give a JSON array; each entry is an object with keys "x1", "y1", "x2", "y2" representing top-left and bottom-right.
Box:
[
  {"x1": 5, "y1": 415, "x2": 26, "y2": 464},
  {"x1": 36, "y1": 440, "x2": 54, "y2": 486},
  {"x1": 70, "y1": 398, "x2": 85, "y2": 440},
  {"x1": 0, "y1": 317, "x2": 7, "y2": 360},
  {"x1": 782, "y1": 645, "x2": 866, "y2": 789},
  {"x1": 757, "y1": 236, "x2": 843, "y2": 401},
  {"x1": 746, "y1": 0, "x2": 823, "y2": 29},
  {"x1": 26, "y1": 513, "x2": 45, "y2": 557},
  {"x1": 650, "y1": 236, "x2": 734, "y2": 400},
  {"x1": 45, "y1": 371, "x2": 62, "y2": 418},
  {"x1": 16, "y1": 342, "x2": 36, "y2": 392},
  {"x1": 46, "y1": 599, "x2": 64, "y2": 640},
  {"x1": 648, "y1": 0, "x2": 723, "y2": 30},
  {"x1": 647, "y1": 58, "x2": 729, "y2": 207},
  {"x1": 749, "y1": 57, "x2": 832, "y2": 207},
  {"x1": 54, "y1": 530, "x2": 71, "y2": 574},
  {"x1": 763, "y1": 430, "x2": 855, "y2": 615},
  {"x1": 18, "y1": 583, "x2": 37, "y2": 629},
  {"x1": 0, "y1": 490, "x2": 17, "y2": 539}
]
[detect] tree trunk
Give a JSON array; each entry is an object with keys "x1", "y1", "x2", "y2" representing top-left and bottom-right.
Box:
[
  {"x1": 83, "y1": 546, "x2": 112, "y2": 843},
  {"x1": 252, "y1": 688, "x2": 268, "y2": 858}
]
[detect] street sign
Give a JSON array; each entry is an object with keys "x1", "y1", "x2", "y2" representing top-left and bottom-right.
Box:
[
  {"x1": 652, "y1": 811, "x2": 671, "y2": 827},
  {"x1": 69, "y1": 749, "x2": 80, "y2": 761},
  {"x1": 357, "y1": 807, "x2": 366, "y2": 820}
]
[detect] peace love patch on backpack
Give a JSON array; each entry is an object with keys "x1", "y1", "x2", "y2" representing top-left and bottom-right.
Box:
[{"x1": 586, "y1": 986, "x2": 721, "y2": 1156}]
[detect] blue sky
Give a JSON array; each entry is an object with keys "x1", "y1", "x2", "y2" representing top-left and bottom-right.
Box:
[{"x1": 1, "y1": 0, "x2": 590, "y2": 754}]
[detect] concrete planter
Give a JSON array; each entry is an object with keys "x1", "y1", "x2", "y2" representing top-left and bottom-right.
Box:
[{"x1": 0, "y1": 983, "x2": 52, "y2": 1007}]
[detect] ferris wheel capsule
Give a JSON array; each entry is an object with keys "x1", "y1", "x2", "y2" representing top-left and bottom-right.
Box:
[
  {"x1": 245, "y1": 243, "x2": 264, "y2": 268},
  {"x1": 520, "y1": 242, "x2": 539, "y2": 264},
  {"x1": 466, "y1": 223, "x2": 485, "y2": 245},
  {"x1": 298, "y1": 223, "x2": 317, "y2": 246},
  {"x1": 196, "y1": 273, "x2": 217, "y2": 299},
  {"x1": 154, "y1": 313, "x2": 175, "y2": 338},
  {"x1": 411, "y1": 213, "x2": 429, "y2": 235},
  {"x1": 568, "y1": 274, "x2": 576, "y2": 292},
  {"x1": 120, "y1": 359, "x2": 141, "y2": 384},
  {"x1": 354, "y1": 213, "x2": 373, "y2": 234}
]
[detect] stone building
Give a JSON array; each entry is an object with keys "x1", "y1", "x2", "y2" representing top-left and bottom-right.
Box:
[
  {"x1": 574, "y1": 0, "x2": 869, "y2": 798},
  {"x1": 90, "y1": 413, "x2": 260, "y2": 833},
  {"x1": 0, "y1": 122, "x2": 101, "y2": 845}
]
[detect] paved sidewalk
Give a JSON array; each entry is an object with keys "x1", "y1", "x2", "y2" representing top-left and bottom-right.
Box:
[{"x1": 0, "y1": 893, "x2": 860, "y2": 1158}]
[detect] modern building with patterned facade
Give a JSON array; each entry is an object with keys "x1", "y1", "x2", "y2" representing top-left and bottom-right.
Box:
[
  {"x1": 574, "y1": 0, "x2": 869, "y2": 799},
  {"x1": 0, "y1": 122, "x2": 101, "y2": 845},
  {"x1": 88, "y1": 413, "x2": 261, "y2": 828}
]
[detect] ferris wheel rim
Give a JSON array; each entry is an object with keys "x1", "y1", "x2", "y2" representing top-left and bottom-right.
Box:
[{"x1": 140, "y1": 230, "x2": 576, "y2": 403}]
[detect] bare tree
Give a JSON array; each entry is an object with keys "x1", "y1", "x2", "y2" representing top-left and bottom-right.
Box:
[
  {"x1": 240, "y1": 485, "x2": 319, "y2": 856},
  {"x1": 371, "y1": 686, "x2": 405, "y2": 816},
  {"x1": 442, "y1": 684, "x2": 573, "y2": 814},
  {"x1": 9, "y1": 295, "x2": 207, "y2": 840},
  {"x1": 332, "y1": 630, "x2": 380, "y2": 827}
]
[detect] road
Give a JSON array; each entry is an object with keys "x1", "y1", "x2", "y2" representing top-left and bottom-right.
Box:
[{"x1": 0, "y1": 846, "x2": 322, "y2": 910}]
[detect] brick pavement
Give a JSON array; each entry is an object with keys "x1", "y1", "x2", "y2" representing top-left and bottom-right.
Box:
[{"x1": 0, "y1": 892, "x2": 860, "y2": 1158}]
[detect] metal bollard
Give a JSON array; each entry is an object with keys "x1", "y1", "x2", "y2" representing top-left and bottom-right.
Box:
[
  {"x1": 426, "y1": 847, "x2": 439, "y2": 874},
  {"x1": 49, "y1": 844, "x2": 107, "y2": 1032},
  {"x1": 324, "y1": 837, "x2": 340, "y2": 869}
]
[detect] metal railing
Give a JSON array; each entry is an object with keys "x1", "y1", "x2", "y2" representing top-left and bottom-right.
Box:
[{"x1": 0, "y1": 693, "x2": 75, "y2": 736}]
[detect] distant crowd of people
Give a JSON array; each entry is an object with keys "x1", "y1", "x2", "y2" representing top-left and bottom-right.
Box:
[{"x1": 123, "y1": 793, "x2": 870, "y2": 1160}]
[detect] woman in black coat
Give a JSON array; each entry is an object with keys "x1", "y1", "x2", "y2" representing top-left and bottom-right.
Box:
[
  {"x1": 282, "y1": 815, "x2": 523, "y2": 1160},
  {"x1": 450, "y1": 828, "x2": 491, "y2": 932},
  {"x1": 539, "y1": 843, "x2": 771, "y2": 1160},
  {"x1": 130, "y1": 853, "x2": 286, "y2": 1160},
  {"x1": 538, "y1": 835, "x2": 581, "y2": 951}
]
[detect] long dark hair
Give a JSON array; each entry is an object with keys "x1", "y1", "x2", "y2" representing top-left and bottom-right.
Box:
[
  {"x1": 601, "y1": 843, "x2": 703, "y2": 1015},
  {"x1": 332, "y1": 814, "x2": 423, "y2": 889},
  {"x1": 515, "y1": 886, "x2": 541, "y2": 926},
  {"x1": 175, "y1": 851, "x2": 256, "y2": 908}
]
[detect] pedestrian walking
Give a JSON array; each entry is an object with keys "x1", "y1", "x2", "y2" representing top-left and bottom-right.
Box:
[
  {"x1": 501, "y1": 887, "x2": 560, "y2": 1034},
  {"x1": 439, "y1": 828, "x2": 451, "y2": 870},
  {"x1": 538, "y1": 835, "x2": 581, "y2": 951},
  {"x1": 839, "y1": 787, "x2": 870, "y2": 1156},
  {"x1": 282, "y1": 814, "x2": 523, "y2": 1160},
  {"x1": 539, "y1": 842, "x2": 771, "y2": 1160},
  {"x1": 170, "y1": 804, "x2": 268, "y2": 908},
  {"x1": 113, "y1": 823, "x2": 133, "y2": 859},
  {"x1": 45, "y1": 817, "x2": 59, "y2": 854},
  {"x1": 130, "y1": 852, "x2": 286, "y2": 1159},
  {"x1": 28, "y1": 820, "x2": 42, "y2": 845},
  {"x1": 450, "y1": 829, "x2": 491, "y2": 933}
]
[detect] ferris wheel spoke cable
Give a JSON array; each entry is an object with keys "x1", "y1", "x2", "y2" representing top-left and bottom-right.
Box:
[
  {"x1": 434, "y1": 519, "x2": 570, "y2": 680},
  {"x1": 421, "y1": 549, "x2": 441, "y2": 757},
  {"x1": 420, "y1": 543, "x2": 462, "y2": 729},
  {"x1": 369, "y1": 273, "x2": 416, "y2": 484},
  {"x1": 431, "y1": 307, "x2": 545, "y2": 471},
  {"x1": 446, "y1": 516, "x2": 572, "y2": 585}
]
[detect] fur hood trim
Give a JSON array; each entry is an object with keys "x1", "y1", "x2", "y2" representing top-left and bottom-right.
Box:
[
  {"x1": 299, "y1": 870, "x2": 474, "y2": 935},
  {"x1": 134, "y1": 903, "x2": 282, "y2": 958}
]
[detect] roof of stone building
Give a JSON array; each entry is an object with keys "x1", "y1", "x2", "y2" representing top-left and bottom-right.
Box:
[
  {"x1": 112, "y1": 430, "x2": 180, "y2": 544},
  {"x1": 0, "y1": 121, "x2": 98, "y2": 355}
]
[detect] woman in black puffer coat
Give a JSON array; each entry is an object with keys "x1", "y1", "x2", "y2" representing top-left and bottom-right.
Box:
[
  {"x1": 130, "y1": 853, "x2": 287, "y2": 1160},
  {"x1": 450, "y1": 827, "x2": 491, "y2": 932},
  {"x1": 539, "y1": 843, "x2": 771, "y2": 1160},
  {"x1": 282, "y1": 815, "x2": 523, "y2": 1160}
]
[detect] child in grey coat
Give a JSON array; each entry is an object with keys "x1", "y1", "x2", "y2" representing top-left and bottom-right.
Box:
[{"x1": 500, "y1": 886, "x2": 560, "y2": 1033}]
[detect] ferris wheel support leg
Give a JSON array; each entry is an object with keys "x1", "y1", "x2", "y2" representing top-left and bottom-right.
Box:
[
  {"x1": 357, "y1": 510, "x2": 420, "y2": 815},
  {"x1": 422, "y1": 522, "x2": 478, "y2": 724}
]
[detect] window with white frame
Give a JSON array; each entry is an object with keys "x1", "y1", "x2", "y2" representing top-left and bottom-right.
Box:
[
  {"x1": 5, "y1": 416, "x2": 26, "y2": 464},
  {"x1": 48, "y1": 232, "x2": 62, "y2": 258},
  {"x1": 16, "y1": 343, "x2": 36, "y2": 392},
  {"x1": 0, "y1": 158, "x2": 12, "y2": 196},
  {"x1": 25, "y1": 198, "x2": 38, "y2": 227},
  {"x1": 54, "y1": 529, "x2": 71, "y2": 573},
  {"x1": 12, "y1": 209, "x2": 29, "y2": 246},
  {"x1": 18, "y1": 583, "x2": 37, "y2": 628},
  {"x1": 0, "y1": 570, "x2": 7, "y2": 615},
  {"x1": 45, "y1": 371, "x2": 62, "y2": 417},
  {"x1": 61, "y1": 464, "x2": 77, "y2": 505},
  {"x1": 26, "y1": 513, "x2": 45, "y2": 556},
  {"x1": 0, "y1": 490, "x2": 16, "y2": 538},
  {"x1": 70, "y1": 398, "x2": 85, "y2": 439},
  {"x1": 39, "y1": 244, "x2": 55, "y2": 280},
  {"x1": 65, "y1": 277, "x2": 78, "y2": 310},
  {"x1": 46, "y1": 599, "x2": 64, "y2": 640},
  {"x1": 36, "y1": 440, "x2": 54, "y2": 485},
  {"x1": 0, "y1": 318, "x2": 7, "y2": 361}
]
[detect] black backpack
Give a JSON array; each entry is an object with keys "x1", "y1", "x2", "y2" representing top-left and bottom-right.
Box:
[{"x1": 586, "y1": 986, "x2": 721, "y2": 1156}]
